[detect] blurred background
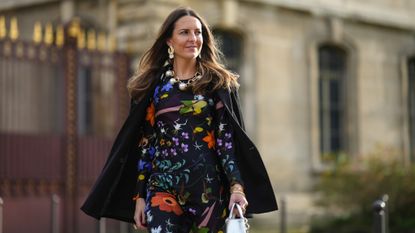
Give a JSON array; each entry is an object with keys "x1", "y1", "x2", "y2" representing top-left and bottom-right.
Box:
[{"x1": 1, "y1": 0, "x2": 415, "y2": 233}]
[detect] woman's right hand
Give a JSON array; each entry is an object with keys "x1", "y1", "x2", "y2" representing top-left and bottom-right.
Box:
[{"x1": 133, "y1": 198, "x2": 147, "y2": 230}]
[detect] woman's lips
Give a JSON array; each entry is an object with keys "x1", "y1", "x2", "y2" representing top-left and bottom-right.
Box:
[{"x1": 185, "y1": 46, "x2": 198, "y2": 52}]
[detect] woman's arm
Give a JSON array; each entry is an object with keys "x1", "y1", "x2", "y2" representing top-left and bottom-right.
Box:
[
  {"x1": 214, "y1": 95, "x2": 248, "y2": 213},
  {"x1": 133, "y1": 101, "x2": 156, "y2": 229},
  {"x1": 214, "y1": 98, "x2": 244, "y2": 187},
  {"x1": 133, "y1": 101, "x2": 156, "y2": 200}
]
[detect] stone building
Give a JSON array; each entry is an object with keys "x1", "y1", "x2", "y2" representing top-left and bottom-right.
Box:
[{"x1": 1, "y1": 0, "x2": 415, "y2": 232}]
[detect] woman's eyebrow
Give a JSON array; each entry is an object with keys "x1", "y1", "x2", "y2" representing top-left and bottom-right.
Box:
[{"x1": 177, "y1": 27, "x2": 201, "y2": 31}]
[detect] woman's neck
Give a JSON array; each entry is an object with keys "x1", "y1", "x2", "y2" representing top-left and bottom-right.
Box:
[{"x1": 173, "y1": 58, "x2": 197, "y2": 80}]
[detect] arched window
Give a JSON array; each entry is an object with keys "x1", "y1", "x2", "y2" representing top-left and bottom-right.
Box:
[
  {"x1": 212, "y1": 29, "x2": 243, "y2": 74},
  {"x1": 408, "y1": 56, "x2": 415, "y2": 162},
  {"x1": 318, "y1": 45, "x2": 348, "y2": 160}
]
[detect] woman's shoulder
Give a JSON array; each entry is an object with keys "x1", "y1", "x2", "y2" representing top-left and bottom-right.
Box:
[{"x1": 213, "y1": 86, "x2": 240, "y2": 98}]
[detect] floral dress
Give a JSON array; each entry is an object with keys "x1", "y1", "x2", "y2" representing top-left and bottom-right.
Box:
[{"x1": 133, "y1": 75, "x2": 243, "y2": 233}]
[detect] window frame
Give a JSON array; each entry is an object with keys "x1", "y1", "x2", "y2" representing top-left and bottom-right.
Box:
[
  {"x1": 399, "y1": 53, "x2": 415, "y2": 165},
  {"x1": 318, "y1": 45, "x2": 348, "y2": 161},
  {"x1": 309, "y1": 41, "x2": 358, "y2": 171}
]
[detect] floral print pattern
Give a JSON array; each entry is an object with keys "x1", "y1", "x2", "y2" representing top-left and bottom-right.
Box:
[
  {"x1": 134, "y1": 76, "x2": 243, "y2": 232},
  {"x1": 151, "y1": 192, "x2": 183, "y2": 216}
]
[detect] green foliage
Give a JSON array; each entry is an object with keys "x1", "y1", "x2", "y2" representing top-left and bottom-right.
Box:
[{"x1": 310, "y1": 157, "x2": 415, "y2": 233}]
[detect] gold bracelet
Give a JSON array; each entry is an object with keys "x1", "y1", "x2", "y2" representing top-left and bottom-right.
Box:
[
  {"x1": 230, "y1": 185, "x2": 244, "y2": 193},
  {"x1": 231, "y1": 190, "x2": 246, "y2": 197}
]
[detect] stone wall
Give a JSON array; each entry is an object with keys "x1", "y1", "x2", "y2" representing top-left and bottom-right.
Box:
[{"x1": 1, "y1": 0, "x2": 415, "y2": 230}]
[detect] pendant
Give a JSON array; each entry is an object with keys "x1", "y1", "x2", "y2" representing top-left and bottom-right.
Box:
[
  {"x1": 179, "y1": 82, "x2": 187, "y2": 91},
  {"x1": 165, "y1": 69, "x2": 174, "y2": 77}
]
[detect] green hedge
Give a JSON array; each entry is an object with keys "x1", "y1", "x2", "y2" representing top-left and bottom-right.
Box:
[{"x1": 310, "y1": 157, "x2": 415, "y2": 233}]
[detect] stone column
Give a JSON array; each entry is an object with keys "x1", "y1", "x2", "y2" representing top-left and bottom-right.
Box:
[{"x1": 60, "y1": 0, "x2": 74, "y2": 24}]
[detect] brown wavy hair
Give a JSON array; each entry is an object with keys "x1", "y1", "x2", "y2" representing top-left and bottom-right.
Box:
[{"x1": 127, "y1": 7, "x2": 239, "y2": 102}]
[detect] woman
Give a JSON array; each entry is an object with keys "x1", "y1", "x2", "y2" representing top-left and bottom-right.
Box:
[{"x1": 81, "y1": 7, "x2": 277, "y2": 233}]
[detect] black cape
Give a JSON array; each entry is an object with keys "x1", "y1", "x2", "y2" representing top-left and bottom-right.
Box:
[{"x1": 81, "y1": 79, "x2": 278, "y2": 222}]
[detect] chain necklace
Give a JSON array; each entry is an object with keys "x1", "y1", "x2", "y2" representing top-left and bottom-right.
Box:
[{"x1": 165, "y1": 68, "x2": 202, "y2": 91}]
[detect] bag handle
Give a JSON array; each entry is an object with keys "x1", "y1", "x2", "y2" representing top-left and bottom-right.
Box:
[
  {"x1": 228, "y1": 203, "x2": 245, "y2": 219},
  {"x1": 227, "y1": 203, "x2": 250, "y2": 232}
]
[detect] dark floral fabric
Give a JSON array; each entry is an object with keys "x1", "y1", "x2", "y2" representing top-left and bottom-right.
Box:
[
  {"x1": 133, "y1": 76, "x2": 243, "y2": 232},
  {"x1": 134, "y1": 76, "x2": 243, "y2": 200}
]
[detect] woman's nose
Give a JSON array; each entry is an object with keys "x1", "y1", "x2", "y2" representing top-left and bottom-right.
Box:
[{"x1": 188, "y1": 32, "x2": 196, "y2": 41}]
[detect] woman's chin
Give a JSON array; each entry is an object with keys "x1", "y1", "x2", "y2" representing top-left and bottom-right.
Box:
[{"x1": 177, "y1": 54, "x2": 199, "y2": 61}]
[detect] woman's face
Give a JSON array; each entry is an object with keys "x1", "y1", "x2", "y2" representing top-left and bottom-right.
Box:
[{"x1": 167, "y1": 16, "x2": 203, "y2": 61}]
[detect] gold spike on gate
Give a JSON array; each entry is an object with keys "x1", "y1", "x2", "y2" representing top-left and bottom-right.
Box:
[
  {"x1": 56, "y1": 25, "x2": 64, "y2": 47},
  {"x1": 33, "y1": 21, "x2": 42, "y2": 44},
  {"x1": 44, "y1": 22, "x2": 53, "y2": 45},
  {"x1": 77, "y1": 29, "x2": 85, "y2": 49},
  {"x1": 0, "y1": 16, "x2": 6, "y2": 39},
  {"x1": 108, "y1": 34, "x2": 116, "y2": 52},
  {"x1": 68, "y1": 17, "x2": 80, "y2": 38},
  {"x1": 10, "y1": 17, "x2": 19, "y2": 40},
  {"x1": 87, "y1": 29, "x2": 96, "y2": 50},
  {"x1": 98, "y1": 32, "x2": 106, "y2": 51}
]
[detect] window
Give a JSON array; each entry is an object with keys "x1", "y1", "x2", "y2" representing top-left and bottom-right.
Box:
[
  {"x1": 318, "y1": 45, "x2": 347, "y2": 160},
  {"x1": 408, "y1": 57, "x2": 415, "y2": 162},
  {"x1": 212, "y1": 29, "x2": 243, "y2": 73}
]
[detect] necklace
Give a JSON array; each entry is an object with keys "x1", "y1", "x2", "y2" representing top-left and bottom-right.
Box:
[{"x1": 165, "y1": 68, "x2": 202, "y2": 91}]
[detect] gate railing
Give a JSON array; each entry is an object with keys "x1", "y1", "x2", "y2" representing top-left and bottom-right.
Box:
[{"x1": 0, "y1": 15, "x2": 130, "y2": 233}]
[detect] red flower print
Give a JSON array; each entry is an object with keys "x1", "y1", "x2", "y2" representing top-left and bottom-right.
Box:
[
  {"x1": 151, "y1": 192, "x2": 183, "y2": 216},
  {"x1": 203, "y1": 130, "x2": 215, "y2": 149},
  {"x1": 146, "y1": 102, "x2": 155, "y2": 126}
]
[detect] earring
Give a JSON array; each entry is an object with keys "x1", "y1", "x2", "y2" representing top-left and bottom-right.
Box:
[{"x1": 168, "y1": 46, "x2": 174, "y2": 59}]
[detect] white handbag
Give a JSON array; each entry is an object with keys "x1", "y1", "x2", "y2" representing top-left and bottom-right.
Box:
[{"x1": 225, "y1": 203, "x2": 249, "y2": 233}]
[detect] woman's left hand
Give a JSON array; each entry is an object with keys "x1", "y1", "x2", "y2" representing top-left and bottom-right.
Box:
[{"x1": 228, "y1": 192, "x2": 248, "y2": 216}]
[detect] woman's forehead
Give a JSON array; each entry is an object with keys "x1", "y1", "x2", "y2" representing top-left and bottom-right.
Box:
[{"x1": 174, "y1": 16, "x2": 202, "y2": 30}]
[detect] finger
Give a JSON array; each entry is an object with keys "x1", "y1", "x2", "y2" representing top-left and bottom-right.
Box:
[
  {"x1": 133, "y1": 217, "x2": 140, "y2": 228},
  {"x1": 134, "y1": 214, "x2": 145, "y2": 230},
  {"x1": 137, "y1": 223, "x2": 146, "y2": 230},
  {"x1": 141, "y1": 209, "x2": 146, "y2": 225},
  {"x1": 136, "y1": 219, "x2": 146, "y2": 230},
  {"x1": 241, "y1": 205, "x2": 246, "y2": 213},
  {"x1": 133, "y1": 220, "x2": 142, "y2": 230}
]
